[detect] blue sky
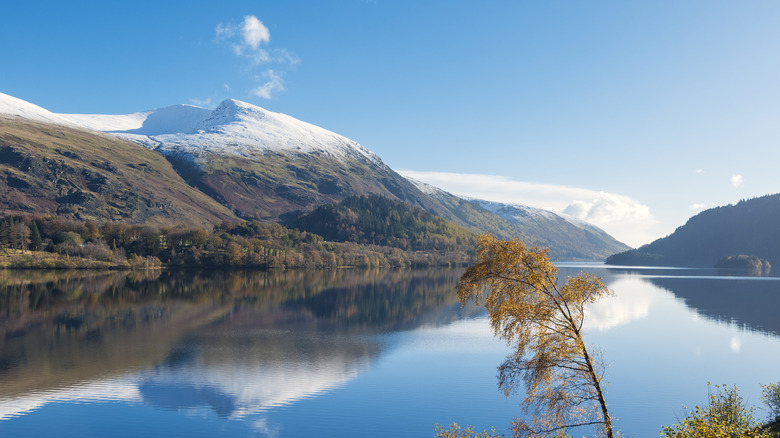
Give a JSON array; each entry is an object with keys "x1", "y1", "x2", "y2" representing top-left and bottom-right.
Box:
[{"x1": 3, "y1": 1, "x2": 780, "y2": 247}]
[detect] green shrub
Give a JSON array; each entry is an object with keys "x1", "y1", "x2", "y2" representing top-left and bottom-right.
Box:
[
  {"x1": 434, "y1": 423, "x2": 499, "y2": 438},
  {"x1": 661, "y1": 384, "x2": 770, "y2": 437},
  {"x1": 762, "y1": 383, "x2": 780, "y2": 422}
]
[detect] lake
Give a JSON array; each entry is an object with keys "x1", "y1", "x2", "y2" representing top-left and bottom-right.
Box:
[{"x1": 1, "y1": 265, "x2": 779, "y2": 437}]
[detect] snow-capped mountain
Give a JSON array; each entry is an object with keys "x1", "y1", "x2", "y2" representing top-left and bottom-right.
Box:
[
  {"x1": 0, "y1": 93, "x2": 236, "y2": 227},
  {"x1": 53, "y1": 97, "x2": 428, "y2": 221},
  {"x1": 61, "y1": 99, "x2": 381, "y2": 165},
  {"x1": 0, "y1": 91, "x2": 629, "y2": 260}
]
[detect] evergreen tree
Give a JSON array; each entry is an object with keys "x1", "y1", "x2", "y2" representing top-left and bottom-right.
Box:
[{"x1": 30, "y1": 221, "x2": 43, "y2": 251}]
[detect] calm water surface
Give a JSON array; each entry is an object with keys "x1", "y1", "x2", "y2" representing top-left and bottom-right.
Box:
[{"x1": 1, "y1": 266, "x2": 779, "y2": 437}]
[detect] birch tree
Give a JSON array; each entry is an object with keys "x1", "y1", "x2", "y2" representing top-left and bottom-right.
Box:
[{"x1": 457, "y1": 234, "x2": 614, "y2": 438}]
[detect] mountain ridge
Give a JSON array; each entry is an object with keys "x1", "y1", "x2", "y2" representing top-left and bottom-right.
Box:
[
  {"x1": 404, "y1": 177, "x2": 628, "y2": 260},
  {"x1": 0, "y1": 91, "x2": 628, "y2": 260},
  {"x1": 61, "y1": 98, "x2": 382, "y2": 165}
]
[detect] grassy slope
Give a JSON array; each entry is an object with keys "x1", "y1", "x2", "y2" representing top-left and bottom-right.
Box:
[
  {"x1": 170, "y1": 149, "x2": 456, "y2": 222},
  {"x1": 0, "y1": 117, "x2": 236, "y2": 228}
]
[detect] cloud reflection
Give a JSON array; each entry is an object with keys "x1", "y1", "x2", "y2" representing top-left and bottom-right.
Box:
[
  {"x1": 730, "y1": 336, "x2": 741, "y2": 353},
  {"x1": 584, "y1": 278, "x2": 656, "y2": 331}
]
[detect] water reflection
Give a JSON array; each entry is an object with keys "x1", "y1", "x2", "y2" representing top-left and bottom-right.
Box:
[
  {"x1": 584, "y1": 277, "x2": 657, "y2": 331},
  {"x1": 558, "y1": 264, "x2": 780, "y2": 337},
  {"x1": 0, "y1": 268, "x2": 473, "y2": 424},
  {"x1": 647, "y1": 275, "x2": 780, "y2": 336},
  {"x1": 4, "y1": 266, "x2": 780, "y2": 437},
  {"x1": 137, "y1": 307, "x2": 380, "y2": 419}
]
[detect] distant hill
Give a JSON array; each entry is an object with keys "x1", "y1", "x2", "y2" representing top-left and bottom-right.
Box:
[
  {"x1": 405, "y1": 178, "x2": 630, "y2": 260},
  {"x1": 606, "y1": 193, "x2": 780, "y2": 268},
  {"x1": 466, "y1": 198, "x2": 630, "y2": 261}
]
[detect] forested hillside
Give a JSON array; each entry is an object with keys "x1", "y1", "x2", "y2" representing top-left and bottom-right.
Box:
[
  {"x1": 606, "y1": 193, "x2": 780, "y2": 268},
  {"x1": 285, "y1": 194, "x2": 476, "y2": 252},
  {"x1": 0, "y1": 213, "x2": 473, "y2": 269}
]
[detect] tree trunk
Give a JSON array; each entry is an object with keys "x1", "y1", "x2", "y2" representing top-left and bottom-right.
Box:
[{"x1": 580, "y1": 335, "x2": 613, "y2": 438}]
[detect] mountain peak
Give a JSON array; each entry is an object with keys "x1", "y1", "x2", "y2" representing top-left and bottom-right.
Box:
[
  {"x1": 213, "y1": 98, "x2": 265, "y2": 115},
  {"x1": 48, "y1": 95, "x2": 381, "y2": 164},
  {"x1": 194, "y1": 98, "x2": 268, "y2": 132}
]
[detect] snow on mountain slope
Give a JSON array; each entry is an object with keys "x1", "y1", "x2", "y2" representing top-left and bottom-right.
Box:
[
  {"x1": 403, "y1": 175, "x2": 448, "y2": 197},
  {"x1": 154, "y1": 100, "x2": 382, "y2": 164},
  {"x1": 0, "y1": 92, "x2": 81, "y2": 127},
  {"x1": 471, "y1": 198, "x2": 599, "y2": 231},
  {"x1": 59, "y1": 99, "x2": 382, "y2": 165},
  {"x1": 405, "y1": 174, "x2": 605, "y2": 233},
  {"x1": 62, "y1": 104, "x2": 211, "y2": 135},
  {"x1": 403, "y1": 174, "x2": 630, "y2": 257}
]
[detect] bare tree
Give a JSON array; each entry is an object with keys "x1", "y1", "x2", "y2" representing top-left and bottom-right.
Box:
[{"x1": 457, "y1": 234, "x2": 614, "y2": 438}]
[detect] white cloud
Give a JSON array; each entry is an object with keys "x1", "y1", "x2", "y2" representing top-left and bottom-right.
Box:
[
  {"x1": 251, "y1": 70, "x2": 285, "y2": 99},
  {"x1": 215, "y1": 15, "x2": 298, "y2": 99},
  {"x1": 398, "y1": 170, "x2": 659, "y2": 247},
  {"x1": 562, "y1": 194, "x2": 651, "y2": 225},
  {"x1": 689, "y1": 203, "x2": 706, "y2": 211},
  {"x1": 277, "y1": 48, "x2": 301, "y2": 66},
  {"x1": 217, "y1": 16, "x2": 271, "y2": 63},
  {"x1": 695, "y1": 168, "x2": 704, "y2": 174},
  {"x1": 215, "y1": 22, "x2": 236, "y2": 41},
  {"x1": 731, "y1": 174, "x2": 743, "y2": 188},
  {"x1": 242, "y1": 15, "x2": 270, "y2": 50}
]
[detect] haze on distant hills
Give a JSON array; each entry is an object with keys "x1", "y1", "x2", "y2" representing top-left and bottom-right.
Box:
[{"x1": 0, "y1": 91, "x2": 629, "y2": 260}]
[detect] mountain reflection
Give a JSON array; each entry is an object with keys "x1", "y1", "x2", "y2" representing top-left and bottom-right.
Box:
[
  {"x1": 137, "y1": 318, "x2": 377, "y2": 418},
  {"x1": 0, "y1": 268, "x2": 470, "y2": 420},
  {"x1": 557, "y1": 265, "x2": 780, "y2": 337},
  {"x1": 647, "y1": 276, "x2": 780, "y2": 336}
]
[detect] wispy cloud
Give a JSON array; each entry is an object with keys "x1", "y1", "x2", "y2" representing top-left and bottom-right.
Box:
[
  {"x1": 398, "y1": 170, "x2": 659, "y2": 247},
  {"x1": 731, "y1": 174, "x2": 743, "y2": 188},
  {"x1": 216, "y1": 15, "x2": 298, "y2": 99},
  {"x1": 216, "y1": 16, "x2": 270, "y2": 61},
  {"x1": 189, "y1": 97, "x2": 213, "y2": 107},
  {"x1": 689, "y1": 203, "x2": 706, "y2": 211},
  {"x1": 251, "y1": 70, "x2": 285, "y2": 99}
]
